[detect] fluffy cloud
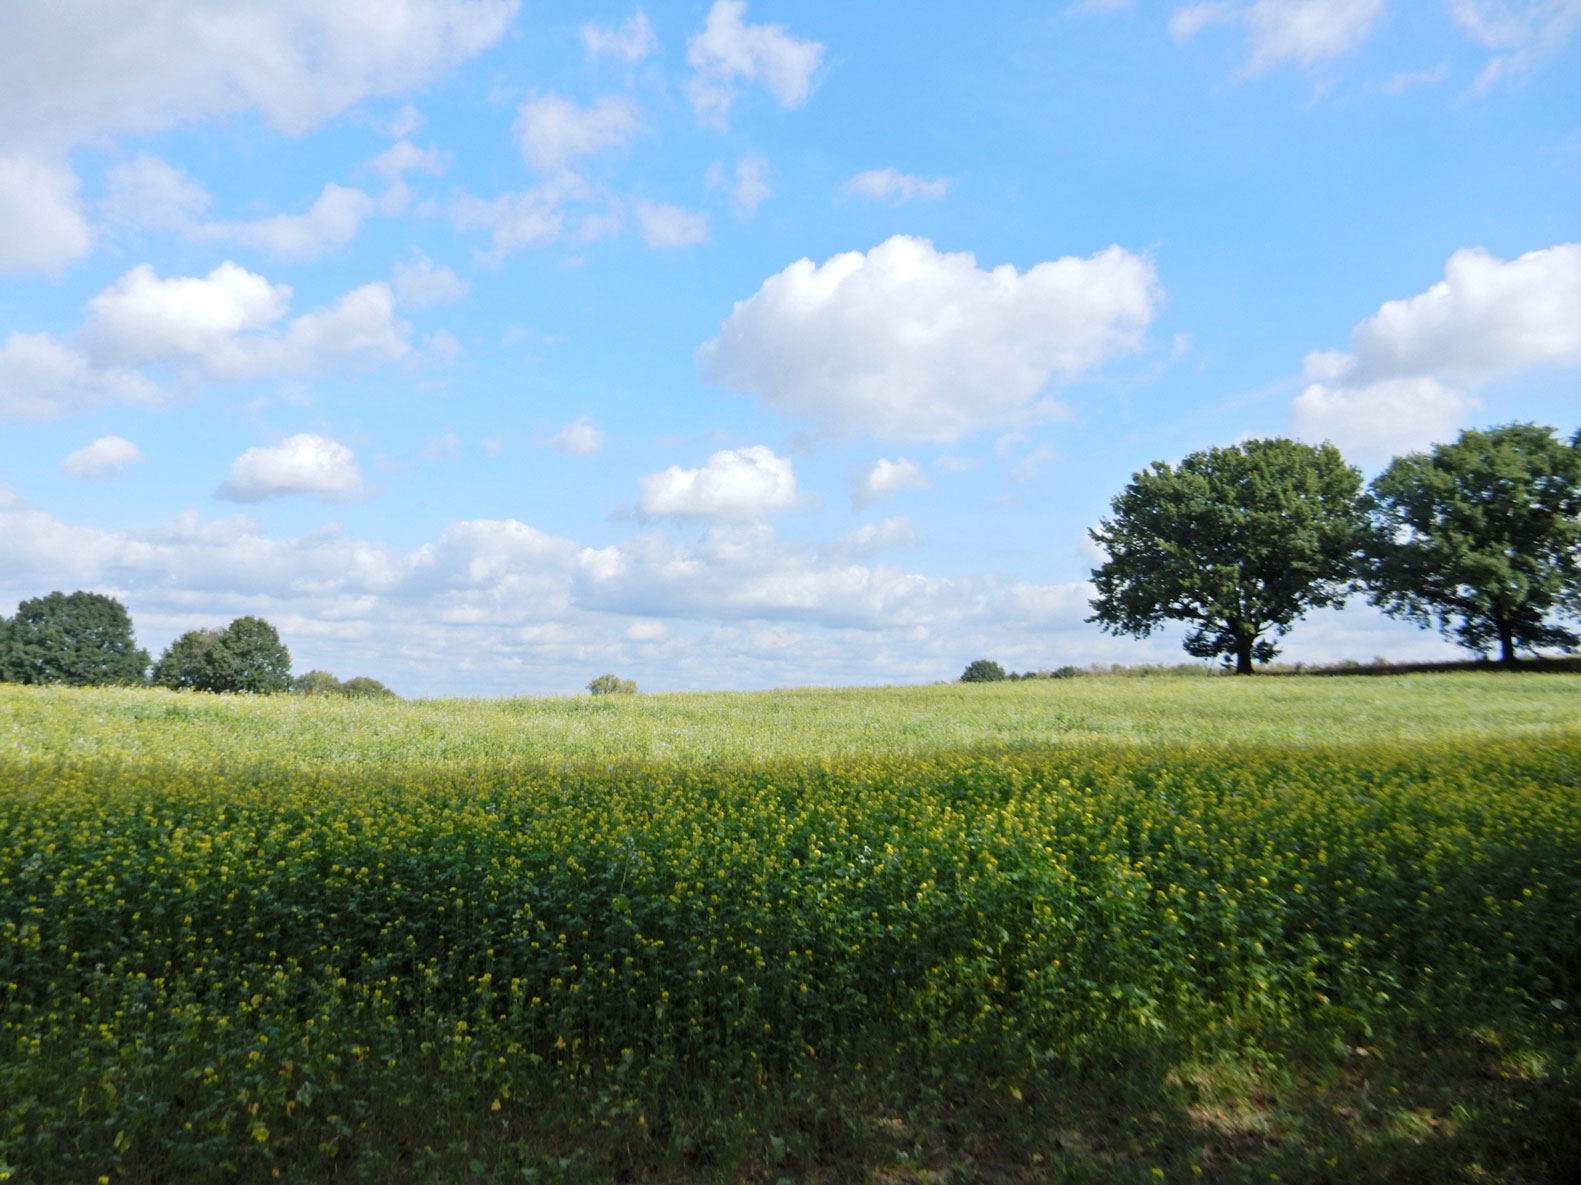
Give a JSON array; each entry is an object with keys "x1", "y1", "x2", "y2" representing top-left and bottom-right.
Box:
[
  {"x1": 1292, "y1": 376, "x2": 1475, "y2": 459},
  {"x1": 393, "y1": 251, "x2": 468, "y2": 307},
  {"x1": 368, "y1": 138, "x2": 447, "y2": 184},
  {"x1": 84, "y1": 263, "x2": 293, "y2": 366},
  {"x1": 216, "y1": 434, "x2": 370, "y2": 502},
  {"x1": 3, "y1": 262, "x2": 411, "y2": 421},
  {"x1": 582, "y1": 10, "x2": 657, "y2": 61},
  {"x1": 634, "y1": 200, "x2": 710, "y2": 248},
  {"x1": 0, "y1": 155, "x2": 92, "y2": 273},
  {"x1": 450, "y1": 173, "x2": 607, "y2": 257},
  {"x1": 1292, "y1": 242, "x2": 1581, "y2": 458},
  {"x1": 85, "y1": 263, "x2": 409, "y2": 379},
  {"x1": 106, "y1": 154, "x2": 416, "y2": 253},
  {"x1": 638, "y1": 446, "x2": 797, "y2": 519},
  {"x1": 0, "y1": 1, "x2": 514, "y2": 273},
  {"x1": 698, "y1": 235, "x2": 1162, "y2": 443},
  {"x1": 844, "y1": 169, "x2": 947, "y2": 204},
  {"x1": 0, "y1": 0, "x2": 518, "y2": 152},
  {"x1": 1170, "y1": 0, "x2": 1385, "y2": 72},
  {"x1": 60, "y1": 436, "x2": 146, "y2": 481},
  {"x1": 0, "y1": 333, "x2": 162, "y2": 422},
  {"x1": 547, "y1": 417, "x2": 607, "y2": 455},
  {"x1": 515, "y1": 93, "x2": 643, "y2": 174},
  {"x1": 5, "y1": 488, "x2": 1449, "y2": 695},
  {"x1": 199, "y1": 183, "x2": 376, "y2": 260},
  {"x1": 851, "y1": 458, "x2": 929, "y2": 508},
  {"x1": 686, "y1": 1, "x2": 824, "y2": 123}
]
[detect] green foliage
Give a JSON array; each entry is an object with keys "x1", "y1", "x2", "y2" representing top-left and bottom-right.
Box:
[
  {"x1": 151, "y1": 617, "x2": 292, "y2": 694},
  {"x1": 339, "y1": 675, "x2": 396, "y2": 699},
  {"x1": 0, "y1": 590, "x2": 149, "y2": 686},
  {"x1": 0, "y1": 677, "x2": 1577, "y2": 1183},
  {"x1": 294, "y1": 670, "x2": 398, "y2": 698},
  {"x1": 587, "y1": 673, "x2": 638, "y2": 695},
  {"x1": 150, "y1": 627, "x2": 221, "y2": 690},
  {"x1": 959, "y1": 658, "x2": 1007, "y2": 682},
  {"x1": 293, "y1": 669, "x2": 344, "y2": 695},
  {"x1": 1363, "y1": 422, "x2": 1581, "y2": 665},
  {"x1": 1089, "y1": 438, "x2": 1365, "y2": 674}
]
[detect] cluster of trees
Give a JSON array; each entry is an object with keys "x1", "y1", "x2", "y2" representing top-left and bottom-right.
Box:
[
  {"x1": 1087, "y1": 423, "x2": 1581, "y2": 673},
  {"x1": 958, "y1": 660, "x2": 1083, "y2": 682},
  {"x1": 295, "y1": 671, "x2": 397, "y2": 699},
  {"x1": 0, "y1": 592, "x2": 393, "y2": 696},
  {"x1": 587, "y1": 674, "x2": 639, "y2": 695}
]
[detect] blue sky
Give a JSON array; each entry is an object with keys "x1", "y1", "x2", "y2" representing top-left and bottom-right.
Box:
[{"x1": 1, "y1": 0, "x2": 1578, "y2": 696}]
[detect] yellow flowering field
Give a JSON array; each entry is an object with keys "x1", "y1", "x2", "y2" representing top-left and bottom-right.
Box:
[{"x1": 2, "y1": 675, "x2": 1578, "y2": 1183}]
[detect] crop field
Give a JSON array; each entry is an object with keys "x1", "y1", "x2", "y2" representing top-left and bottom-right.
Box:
[{"x1": 2, "y1": 675, "x2": 1579, "y2": 1184}]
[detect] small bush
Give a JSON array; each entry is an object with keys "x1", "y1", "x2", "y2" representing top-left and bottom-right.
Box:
[{"x1": 588, "y1": 674, "x2": 638, "y2": 695}]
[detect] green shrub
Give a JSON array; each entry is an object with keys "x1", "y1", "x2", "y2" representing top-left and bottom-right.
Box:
[{"x1": 959, "y1": 659, "x2": 1007, "y2": 683}]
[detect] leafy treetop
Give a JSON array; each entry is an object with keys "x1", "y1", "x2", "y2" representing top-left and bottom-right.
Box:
[{"x1": 0, "y1": 591, "x2": 150, "y2": 687}]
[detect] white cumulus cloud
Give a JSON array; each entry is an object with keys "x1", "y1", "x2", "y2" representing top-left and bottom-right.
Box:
[
  {"x1": 547, "y1": 417, "x2": 607, "y2": 455},
  {"x1": 199, "y1": 183, "x2": 376, "y2": 260},
  {"x1": 515, "y1": 93, "x2": 643, "y2": 174},
  {"x1": 0, "y1": 333, "x2": 161, "y2": 422},
  {"x1": 0, "y1": 155, "x2": 92, "y2": 274},
  {"x1": 84, "y1": 262, "x2": 293, "y2": 366},
  {"x1": 698, "y1": 235, "x2": 1162, "y2": 443},
  {"x1": 3, "y1": 262, "x2": 411, "y2": 421},
  {"x1": 0, "y1": 1, "x2": 515, "y2": 274},
  {"x1": 844, "y1": 168, "x2": 947, "y2": 205},
  {"x1": 686, "y1": 1, "x2": 825, "y2": 123},
  {"x1": 60, "y1": 436, "x2": 146, "y2": 481},
  {"x1": 851, "y1": 458, "x2": 930, "y2": 508},
  {"x1": 0, "y1": 0, "x2": 518, "y2": 152},
  {"x1": 638, "y1": 446, "x2": 797, "y2": 519},
  {"x1": 450, "y1": 173, "x2": 604, "y2": 258},
  {"x1": 393, "y1": 251, "x2": 468, "y2": 307},
  {"x1": 216, "y1": 434, "x2": 370, "y2": 502},
  {"x1": 1292, "y1": 241, "x2": 1581, "y2": 458},
  {"x1": 582, "y1": 10, "x2": 657, "y2": 61}
]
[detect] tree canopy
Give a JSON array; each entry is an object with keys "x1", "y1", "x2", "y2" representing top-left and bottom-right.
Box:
[
  {"x1": 1088, "y1": 438, "x2": 1365, "y2": 674},
  {"x1": 0, "y1": 591, "x2": 149, "y2": 686},
  {"x1": 587, "y1": 674, "x2": 638, "y2": 695},
  {"x1": 1362, "y1": 423, "x2": 1581, "y2": 665},
  {"x1": 959, "y1": 659, "x2": 1007, "y2": 683},
  {"x1": 151, "y1": 617, "x2": 293, "y2": 694}
]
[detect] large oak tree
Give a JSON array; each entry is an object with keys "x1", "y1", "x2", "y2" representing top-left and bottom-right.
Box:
[
  {"x1": 1088, "y1": 438, "x2": 1364, "y2": 674},
  {"x1": 1363, "y1": 423, "x2": 1581, "y2": 666},
  {"x1": 0, "y1": 590, "x2": 149, "y2": 686}
]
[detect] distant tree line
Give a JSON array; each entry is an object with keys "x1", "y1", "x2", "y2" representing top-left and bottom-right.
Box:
[
  {"x1": 963, "y1": 423, "x2": 1581, "y2": 679},
  {"x1": 0, "y1": 594, "x2": 394, "y2": 697}
]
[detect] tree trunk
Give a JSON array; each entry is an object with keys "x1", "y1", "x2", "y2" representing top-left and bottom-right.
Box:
[
  {"x1": 1498, "y1": 623, "x2": 1518, "y2": 669},
  {"x1": 1235, "y1": 633, "x2": 1255, "y2": 676}
]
